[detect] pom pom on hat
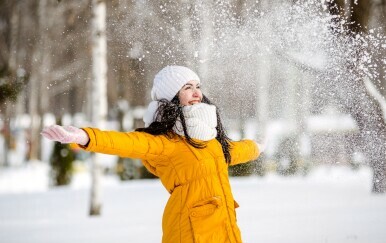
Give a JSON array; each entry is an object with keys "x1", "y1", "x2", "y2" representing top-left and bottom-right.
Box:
[{"x1": 151, "y1": 65, "x2": 200, "y2": 101}]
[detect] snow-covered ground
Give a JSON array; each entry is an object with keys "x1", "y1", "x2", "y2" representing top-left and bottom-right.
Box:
[{"x1": 0, "y1": 164, "x2": 385, "y2": 243}]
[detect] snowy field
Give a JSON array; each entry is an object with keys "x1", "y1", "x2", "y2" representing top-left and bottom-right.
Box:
[{"x1": 0, "y1": 164, "x2": 386, "y2": 243}]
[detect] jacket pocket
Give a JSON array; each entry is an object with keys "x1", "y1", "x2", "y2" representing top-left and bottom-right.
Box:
[{"x1": 189, "y1": 196, "x2": 231, "y2": 243}]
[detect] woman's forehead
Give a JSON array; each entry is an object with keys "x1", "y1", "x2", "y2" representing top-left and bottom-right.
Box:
[{"x1": 184, "y1": 80, "x2": 200, "y2": 86}]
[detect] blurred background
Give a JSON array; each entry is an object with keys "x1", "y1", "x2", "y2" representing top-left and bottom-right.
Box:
[{"x1": 0, "y1": 0, "x2": 386, "y2": 242}]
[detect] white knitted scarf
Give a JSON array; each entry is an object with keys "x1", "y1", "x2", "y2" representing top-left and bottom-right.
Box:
[{"x1": 143, "y1": 102, "x2": 217, "y2": 141}]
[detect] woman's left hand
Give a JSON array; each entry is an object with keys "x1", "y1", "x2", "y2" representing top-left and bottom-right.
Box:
[{"x1": 41, "y1": 125, "x2": 90, "y2": 145}]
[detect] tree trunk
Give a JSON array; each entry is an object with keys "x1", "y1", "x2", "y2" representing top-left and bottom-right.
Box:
[
  {"x1": 89, "y1": 0, "x2": 108, "y2": 216},
  {"x1": 2, "y1": 106, "x2": 12, "y2": 166},
  {"x1": 362, "y1": 78, "x2": 386, "y2": 192},
  {"x1": 343, "y1": 76, "x2": 386, "y2": 193},
  {"x1": 327, "y1": 0, "x2": 386, "y2": 193},
  {"x1": 346, "y1": 0, "x2": 386, "y2": 193},
  {"x1": 1, "y1": 1, "x2": 19, "y2": 166},
  {"x1": 28, "y1": 0, "x2": 49, "y2": 162}
]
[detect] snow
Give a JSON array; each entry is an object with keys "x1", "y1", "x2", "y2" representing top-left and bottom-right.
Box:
[
  {"x1": 262, "y1": 114, "x2": 358, "y2": 157},
  {"x1": 0, "y1": 162, "x2": 50, "y2": 193},
  {"x1": 0, "y1": 164, "x2": 385, "y2": 243}
]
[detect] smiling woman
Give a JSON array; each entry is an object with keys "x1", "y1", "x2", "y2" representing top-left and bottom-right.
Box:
[{"x1": 41, "y1": 65, "x2": 263, "y2": 243}]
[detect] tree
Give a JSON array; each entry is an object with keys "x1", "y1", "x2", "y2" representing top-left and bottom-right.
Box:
[
  {"x1": 89, "y1": 0, "x2": 108, "y2": 216},
  {"x1": 27, "y1": 0, "x2": 50, "y2": 162},
  {"x1": 0, "y1": 0, "x2": 28, "y2": 166},
  {"x1": 325, "y1": 0, "x2": 386, "y2": 193}
]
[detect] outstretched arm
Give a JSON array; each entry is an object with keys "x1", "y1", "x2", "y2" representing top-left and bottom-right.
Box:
[
  {"x1": 229, "y1": 140, "x2": 261, "y2": 166},
  {"x1": 228, "y1": 132, "x2": 270, "y2": 166},
  {"x1": 41, "y1": 125, "x2": 168, "y2": 160}
]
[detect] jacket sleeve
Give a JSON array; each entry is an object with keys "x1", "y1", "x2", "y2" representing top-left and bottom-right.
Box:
[
  {"x1": 78, "y1": 127, "x2": 169, "y2": 161},
  {"x1": 229, "y1": 139, "x2": 260, "y2": 166}
]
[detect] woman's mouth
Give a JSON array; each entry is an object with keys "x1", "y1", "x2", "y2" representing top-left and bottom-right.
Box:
[{"x1": 189, "y1": 100, "x2": 200, "y2": 105}]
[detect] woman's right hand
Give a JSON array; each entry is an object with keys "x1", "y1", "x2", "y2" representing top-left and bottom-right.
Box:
[
  {"x1": 256, "y1": 133, "x2": 272, "y2": 153},
  {"x1": 41, "y1": 125, "x2": 90, "y2": 146}
]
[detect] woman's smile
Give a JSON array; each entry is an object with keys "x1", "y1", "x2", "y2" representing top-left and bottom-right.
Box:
[{"x1": 188, "y1": 100, "x2": 201, "y2": 105}]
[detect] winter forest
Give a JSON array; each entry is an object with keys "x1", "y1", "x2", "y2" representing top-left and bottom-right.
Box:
[{"x1": 1, "y1": 0, "x2": 386, "y2": 242}]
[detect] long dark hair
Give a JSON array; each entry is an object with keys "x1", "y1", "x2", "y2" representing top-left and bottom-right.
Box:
[{"x1": 136, "y1": 95, "x2": 232, "y2": 163}]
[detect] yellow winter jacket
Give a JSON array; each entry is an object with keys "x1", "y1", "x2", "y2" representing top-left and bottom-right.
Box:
[{"x1": 80, "y1": 128, "x2": 260, "y2": 243}]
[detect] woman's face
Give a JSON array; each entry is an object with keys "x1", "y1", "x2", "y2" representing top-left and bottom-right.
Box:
[{"x1": 178, "y1": 80, "x2": 202, "y2": 106}]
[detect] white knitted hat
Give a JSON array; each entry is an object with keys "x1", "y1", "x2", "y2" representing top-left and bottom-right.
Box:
[{"x1": 151, "y1": 65, "x2": 200, "y2": 101}]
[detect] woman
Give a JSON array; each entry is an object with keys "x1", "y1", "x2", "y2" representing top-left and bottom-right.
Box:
[{"x1": 42, "y1": 65, "x2": 263, "y2": 243}]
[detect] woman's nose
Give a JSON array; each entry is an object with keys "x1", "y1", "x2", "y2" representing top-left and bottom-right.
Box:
[{"x1": 192, "y1": 89, "x2": 199, "y2": 97}]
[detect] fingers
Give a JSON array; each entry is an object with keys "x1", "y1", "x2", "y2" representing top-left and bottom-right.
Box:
[
  {"x1": 41, "y1": 125, "x2": 88, "y2": 145},
  {"x1": 63, "y1": 126, "x2": 79, "y2": 133},
  {"x1": 41, "y1": 126, "x2": 60, "y2": 141},
  {"x1": 52, "y1": 125, "x2": 69, "y2": 140},
  {"x1": 41, "y1": 125, "x2": 69, "y2": 143},
  {"x1": 50, "y1": 125, "x2": 66, "y2": 142},
  {"x1": 41, "y1": 129, "x2": 56, "y2": 140}
]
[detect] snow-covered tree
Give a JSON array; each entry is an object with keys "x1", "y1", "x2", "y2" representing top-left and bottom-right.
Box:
[
  {"x1": 324, "y1": 0, "x2": 386, "y2": 193},
  {"x1": 89, "y1": 0, "x2": 108, "y2": 216}
]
